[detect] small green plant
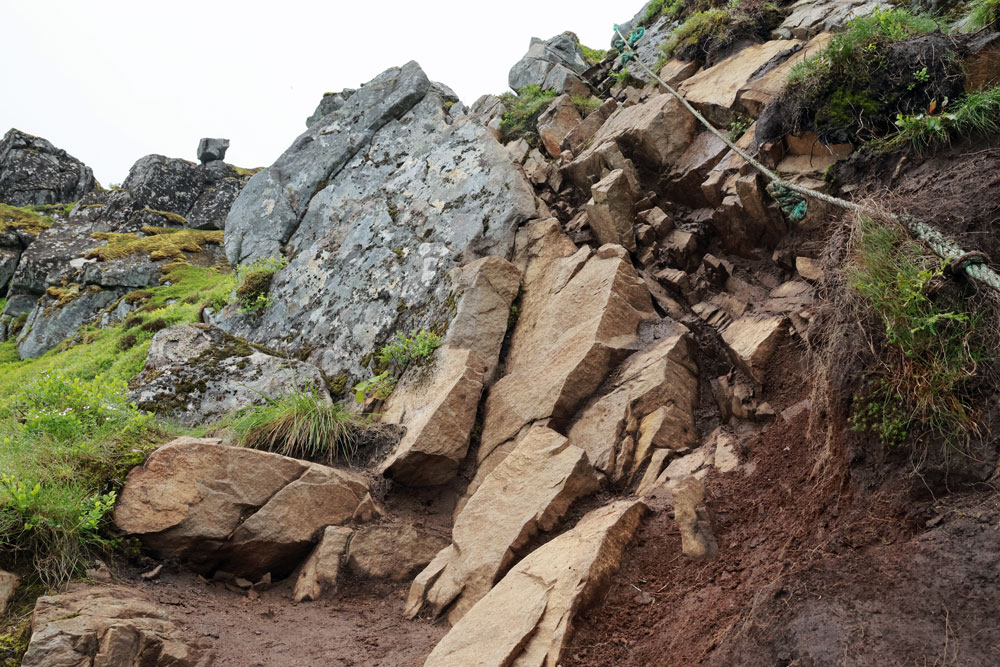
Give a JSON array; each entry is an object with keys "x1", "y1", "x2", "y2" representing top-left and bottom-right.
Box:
[
  {"x1": 880, "y1": 85, "x2": 1000, "y2": 154},
  {"x1": 610, "y1": 68, "x2": 632, "y2": 86},
  {"x1": 227, "y1": 388, "x2": 373, "y2": 464},
  {"x1": 235, "y1": 256, "x2": 289, "y2": 314},
  {"x1": 497, "y1": 85, "x2": 559, "y2": 144},
  {"x1": 576, "y1": 40, "x2": 607, "y2": 65},
  {"x1": 728, "y1": 114, "x2": 753, "y2": 141},
  {"x1": 354, "y1": 329, "x2": 442, "y2": 403},
  {"x1": 572, "y1": 95, "x2": 602, "y2": 117},
  {"x1": 963, "y1": 0, "x2": 999, "y2": 30},
  {"x1": 846, "y1": 216, "x2": 991, "y2": 452}
]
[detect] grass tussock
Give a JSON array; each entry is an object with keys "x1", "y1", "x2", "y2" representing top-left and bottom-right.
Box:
[
  {"x1": 498, "y1": 85, "x2": 559, "y2": 145},
  {"x1": 226, "y1": 389, "x2": 376, "y2": 464},
  {"x1": 845, "y1": 215, "x2": 994, "y2": 458},
  {"x1": 659, "y1": 0, "x2": 784, "y2": 65},
  {"x1": 86, "y1": 226, "x2": 224, "y2": 262},
  {"x1": 0, "y1": 203, "x2": 54, "y2": 235}
]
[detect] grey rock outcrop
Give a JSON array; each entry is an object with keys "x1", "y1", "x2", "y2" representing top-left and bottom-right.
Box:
[
  {"x1": 197, "y1": 137, "x2": 230, "y2": 163},
  {"x1": 218, "y1": 62, "x2": 536, "y2": 385},
  {"x1": 305, "y1": 89, "x2": 356, "y2": 128},
  {"x1": 21, "y1": 584, "x2": 214, "y2": 667},
  {"x1": 508, "y1": 33, "x2": 591, "y2": 96},
  {"x1": 0, "y1": 128, "x2": 95, "y2": 206},
  {"x1": 129, "y1": 324, "x2": 331, "y2": 426}
]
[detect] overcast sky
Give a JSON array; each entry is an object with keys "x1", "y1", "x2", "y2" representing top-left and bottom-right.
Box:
[{"x1": 2, "y1": 0, "x2": 623, "y2": 186}]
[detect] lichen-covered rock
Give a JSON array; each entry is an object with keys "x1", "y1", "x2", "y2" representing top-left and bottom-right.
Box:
[
  {"x1": 0, "y1": 128, "x2": 95, "y2": 206},
  {"x1": 197, "y1": 138, "x2": 230, "y2": 164},
  {"x1": 16, "y1": 285, "x2": 124, "y2": 359},
  {"x1": 217, "y1": 62, "x2": 536, "y2": 385},
  {"x1": 425, "y1": 500, "x2": 648, "y2": 667},
  {"x1": 508, "y1": 33, "x2": 590, "y2": 96},
  {"x1": 406, "y1": 427, "x2": 599, "y2": 623},
  {"x1": 129, "y1": 324, "x2": 332, "y2": 426},
  {"x1": 21, "y1": 584, "x2": 214, "y2": 667},
  {"x1": 114, "y1": 437, "x2": 377, "y2": 579}
]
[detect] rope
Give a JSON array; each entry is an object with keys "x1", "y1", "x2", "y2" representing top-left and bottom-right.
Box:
[{"x1": 611, "y1": 25, "x2": 1000, "y2": 293}]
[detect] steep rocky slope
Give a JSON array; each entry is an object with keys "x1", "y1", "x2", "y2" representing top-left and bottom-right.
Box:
[{"x1": 2, "y1": 1, "x2": 1000, "y2": 665}]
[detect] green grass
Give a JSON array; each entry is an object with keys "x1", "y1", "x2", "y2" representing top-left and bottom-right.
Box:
[
  {"x1": 354, "y1": 328, "x2": 442, "y2": 404},
  {"x1": 847, "y1": 216, "x2": 991, "y2": 453},
  {"x1": 878, "y1": 86, "x2": 1000, "y2": 154},
  {"x1": 572, "y1": 95, "x2": 602, "y2": 116},
  {"x1": 0, "y1": 263, "x2": 236, "y2": 587},
  {"x1": 576, "y1": 40, "x2": 607, "y2": 65},
  {"x1": 226, "y1": 389, "x2": 374, "y2": 464},
  {"x1": 964, "y1": 0, "x2": 999, "y2": 30},
  {"x1": 498, "y1": 85, "x2": 559, "y2": 145},
  {"x1": 641, "y1": 0, "x2": 686, "y2": 27},
  {"x1": 661, "y1": 8, "x2": 729, "y2": 59}
]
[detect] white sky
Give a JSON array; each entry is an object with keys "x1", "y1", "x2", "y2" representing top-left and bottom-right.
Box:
[{"x1": 1, "y1": 0, "x2": 621, "y2": 186}]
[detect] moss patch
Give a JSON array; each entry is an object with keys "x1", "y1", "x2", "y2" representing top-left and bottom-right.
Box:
[
  {"x1": 86, "y1": 227, "x2": 224, "y2": 262},
  {"x1": 140, "y1": 208, "x2": 188, "y2": 226},
  {"x1": 0, "y1": 203, "x2": 53, "y2": 235}
]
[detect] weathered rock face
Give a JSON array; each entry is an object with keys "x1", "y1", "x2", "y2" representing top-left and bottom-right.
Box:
[
  {"x1": 508, "y1": 33, "x2": 590, "y2": 96},
  {"x1": 407, "y1": 427, "x2": 599, "y2": 623},
  {"x1": 0, "y1": 129, "x2": 94, "y2": 206},
  {"x1": 379, "y1": 256, "x2": 521, "y2": 486},
  {"x1": 197, "y1": 138, "x2": 230, "y2": 164},
  {"x1": 113, "y1": 437, "x2": 377, "y2": 579},
  {"x1": 475, "y1": 223, "x2": 657, "y2": 483},
  {"x1": 425, "y1": 500, "x2": 648, "y2": 667},
  {"x1": 21, "y1": 584, "x2": 213, "y2": 667},
  {"x1": 774, "y1": 0, "x2": 877, "y2": 40},
  {"x1": 218, "y1": 62, "x2": 536, "y2": 385},
  {"x1": 129, "y1": 324, "x2": 331, "y2": 426}
]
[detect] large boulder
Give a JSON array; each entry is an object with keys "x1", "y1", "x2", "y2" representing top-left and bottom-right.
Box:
[
  {"x1": 21, "y1": 584, "x2": 213, "y2": 667},
  {"x1": 113, "y1": 437, "x2": 377, "y2": 579},
  {"x1": 474, "y1": 224, "x2": 657, "y2": 487},
  {"x1": 508, "y1": 33, "x2": 590, "y2": 96},
  {"x1": 425, "y1": 500, "x2": 648, "y2": 667},
  {"x1": 0, "y1": 129, "x2": 94, "y2": 206},
  {"x1": 406, "y1": 427, "x2": 599, "y2": 623},
  {"x1": 217, "y1": 62, "x2": 537, "y2": 386},
  {"x1": 129, "y1": 324, "x2": 332, "y2": 427},
  {"x1": 379, "y1": 256, "x2": 521, "y2": 486}
]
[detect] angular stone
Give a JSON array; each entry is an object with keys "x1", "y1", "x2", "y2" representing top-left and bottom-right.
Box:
[
  {"x1": 652, "y1": 449, "x2": 710, "y2": 496},
  {"x1": 406, "y1": 427, "x2": 599, "y2": 623},
  {"x1": 658, "y1": 58, "x2": 700, "y2": 88},
  {"x1": 736, "y1": 34, "x2": 833, "y2": 117},
  {"x1": 664, "y1": 131, "x2": 730, "y2": 207},
  {"x1": 777, "y1": 0, "x2": 878, "y2": 40},
  {"x1": 0, "y1": 129, "x2": 95, "y2": 206},
  {"x1": 197, "y1": 137, "x2": 230, "y2": 164},
  {"x1": 114, "y1": 438, "x2": 375, "y2": 579},
  {"x1": 129, "y1": 324, "x2": 331, "y2": 427},
  {"x1": 567, "y1": 329, "x2": 698, "y2": 480},
  {"x1": 586, "y1": 169, "x2": 637, "y2": 251},
  {"x1": 537, "y1": 94, "x2": 582, "y2": 158},
  {"x1": 672, "y1": 477, "x2": 718, "y2": 559},
  {"x1": 21, "y1": 584, "x2": 212, "y2": 667},
  {"x1": 721, "y1": 315, "x2": 787, "y2": 383},
  {"x1": 477, "y1": 241, "x2": 657, "y2": 476},
  {"x1": 796, "y1": 256, "x2": 824, "y2": 282},
  {"x1": 346, "y1": 523, "x2": 449, "y2": 581},
  {"x1": 562, "y1": 98, "x2": 618, "y2": 155},
  {"x1": 0, "y1": 570, "x2": 17, "y2": 616},
  {"x1": 16, "y1": 285, "x2": 123, "y2": 359},
  {"x1": 679, "y1": 40, "x2": 805, "y2": 126},
  {"x1": 293, "y1": 526, "x2": 352, "y2": 602},
  {"x1": 636, "y1": 448, "x2": 673, "y2": 496},
  {"x1": 379, "y1": 256, "x2": 520, "y2": 486},
  {"x1": 508, "y1": 33, "x2": 590, "y2": 95},
  {"x1": 424, "y1": 500, "x2": 647, "y2": 667}
]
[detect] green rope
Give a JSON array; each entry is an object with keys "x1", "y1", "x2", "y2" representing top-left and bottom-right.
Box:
[
  {"x1": 766, "y1": 183, "x2": 808, "y2": 222},
  {"x1": 613, "y1": 25, "x2": 646, "y2": 66},
  {"x1": 611, "y1": 24, "x2": 1000, "y2": 294}
]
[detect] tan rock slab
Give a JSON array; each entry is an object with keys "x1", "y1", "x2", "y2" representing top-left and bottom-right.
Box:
[
  {"x1": 562, "y1": 98, "x2": 618, "y2": 155},
  {"x1": 406, "y1": 427, "x2": 598, "y2": 623},
  {"x1": 721, "y1": 315, "x2": 787, "y2": 383},
  {"x1": 658, "y1": 58, "x2": 700, "y2": 88},
  {"x1": 293, "y1": 525, "x2": 352, "y2": 602},
  {"x1": 680, "y1": 40, "x2": 805, "y2": 126},
  {"x1": 735, "y1": 33, "x2": 833, "y2": 117},
  {"x1": 424, "y1": 500, "x2": 648, "y2": 667},
  {"x1": 21, "y1": 584, "x2": 213, "y2": 667},
  {"x1": 586, "y1": 169, "x2": 636, "y2": 251},
  {"x1": 346, "y1": 523, "x2": 449, "y2": 581},
  {"x1": 796, "y1": 256, "x2": 824, "y2": 282},
  {"x1": 537, "y1": 94, "x2": 582, "y2": 158},
  {"x1": 672, "y1": 476, "x2": 718, "y2": 559}
]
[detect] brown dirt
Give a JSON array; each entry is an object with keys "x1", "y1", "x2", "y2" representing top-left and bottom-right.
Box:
[{"x1": 122, "y1": 566, "x2": 445, "y2": 667}]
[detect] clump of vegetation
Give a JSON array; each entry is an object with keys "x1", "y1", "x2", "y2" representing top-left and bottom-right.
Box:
[
  {"x1": 660, "y1": 1, "x2": 784, "y2": 64},
  {"x1": 354, "y1": 329, "x2": 442, "y2": 403},
  {"x1": 641, "y1": 0, "x2": 686, "y2": 27},
  {"x1": 728, "y1": 114, "x2": 753, "y2": 141},
  {"x1": 877, "y1": 85, "x2": 1000, "y2": 154},
  {"x1": 846, "y1": 216, "x2": 992, "y2": 456},
  {"x1": 227, "y1": 388, "x2": 374, "y2": 464},
  {"x1": 234, "y1": 256, "x2": 288, "y2": 314},
  {"x1": 964, "y1": 0, "x2": 999, "y2": 30},
  {"x1": 86, "y1": 226, "x2": 224, "y2": 262},
  {"x1": 140, "y1": 208, "x2": 187, "y2": 226},
  {"x1": 498, "y1": 85, "x2": 559, "y2": 144},
  {"x1": 572, "y1": 95, "x2": 602, "y2": 116},
  {"x1": 776, "y1": 8, "x2": 950, "y2": 144},
  {"x1": 576, "y1": 40, "x2": 607, "y2": 65},
  {"x1": 0, "y1": 203, "x2": 54, "y2": 235},
  {"x1": 0, "y1": 371, "x2": 155, "y2": 586}
]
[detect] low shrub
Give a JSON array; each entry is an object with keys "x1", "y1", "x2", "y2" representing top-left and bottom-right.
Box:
[
  {"x1": 498, "y1": 85, "x2": 559, "y2": 145},
  {"x1": 660, "y1": 1, "x2": 784, "y2": 65},
  {"x1": 846, "y1": 216, "x2": 992, "y2": 455},
  {"x1": 576, "y1": 41, "x2": 607, "y2": 65},
  {"x1": 227, "y1": 388, "x2": 374, "y2": 464},
  {"x1": 235, "y1": 256, "x2": 288, "y2": 314}
]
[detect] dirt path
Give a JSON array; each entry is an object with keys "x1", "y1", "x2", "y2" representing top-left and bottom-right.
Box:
[{"x1": 124, "y1": 567, "x2": 445, "y2": 666}]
